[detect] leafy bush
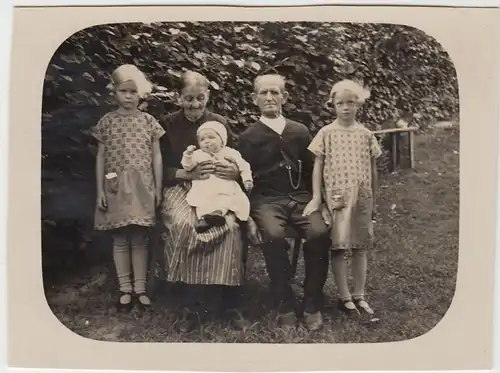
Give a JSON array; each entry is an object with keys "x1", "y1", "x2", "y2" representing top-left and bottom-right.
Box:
[{"x1": 41, "y1": 21, "x2": 458, "y2": 271}]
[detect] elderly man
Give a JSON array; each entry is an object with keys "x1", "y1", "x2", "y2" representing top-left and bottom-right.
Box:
[{"x1": 239, "y1": 73, "x2": 331, "y2": 330}]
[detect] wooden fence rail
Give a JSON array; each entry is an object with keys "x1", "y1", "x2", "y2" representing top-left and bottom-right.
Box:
[{"x1": 373, "y1": 127, "x2": 419, "y2": 172}]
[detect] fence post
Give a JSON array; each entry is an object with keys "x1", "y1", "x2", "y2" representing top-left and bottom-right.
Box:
[
  {"x1": 391, "y1": 133, "x2": 398, "y2": 172},
  {"x1": 408, "y1": 131, "x2": 415, "y2": 169}
]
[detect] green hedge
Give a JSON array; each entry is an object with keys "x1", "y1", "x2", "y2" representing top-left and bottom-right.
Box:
[{"x1": 41, "y1": 21, "x2": 459, "y2": 271}]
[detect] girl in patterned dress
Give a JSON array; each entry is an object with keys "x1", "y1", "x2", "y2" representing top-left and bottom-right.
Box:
[
  {"x1": 304, "y1": 80, "x2": 382, "y2": 316},
  {"x1": 90, "y1": 65, "x2": 165, "y2": 312}
]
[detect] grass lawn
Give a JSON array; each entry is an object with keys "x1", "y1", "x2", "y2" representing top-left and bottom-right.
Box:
[{"x1": 44, "y1": 126, "x2": 459, "y2": 343}]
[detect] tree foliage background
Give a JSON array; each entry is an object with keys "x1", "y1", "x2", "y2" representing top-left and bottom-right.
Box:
[{"x1": 41, "y1": 21, "x2": 459, "y2": 273}]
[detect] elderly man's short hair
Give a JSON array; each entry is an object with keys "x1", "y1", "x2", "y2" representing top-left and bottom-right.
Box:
[{"x1": 253, "y1": 74, "x2": 287, "y2": 93}]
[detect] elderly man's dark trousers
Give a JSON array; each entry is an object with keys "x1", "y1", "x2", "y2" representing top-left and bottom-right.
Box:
[{"x1": 251, "y1": 195, "x2": 331, "y2": 314}]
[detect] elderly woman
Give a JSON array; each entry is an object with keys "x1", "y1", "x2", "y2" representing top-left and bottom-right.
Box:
[{"x1": 159, "y1": 71, "x2": 249, "y2": 331}]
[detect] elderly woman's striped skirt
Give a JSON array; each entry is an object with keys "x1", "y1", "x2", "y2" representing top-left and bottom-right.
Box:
[{"x1": 161, "y1": 183, "x2": 245, "y2": 286}]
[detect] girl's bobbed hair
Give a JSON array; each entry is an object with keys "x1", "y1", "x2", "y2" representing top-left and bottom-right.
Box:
[
  {"x1": 328, "y1": 79, "x2": 371, "y2": 104},
  {"x1": 107, "y1": 64, "x2": 153, "y2": 99}
]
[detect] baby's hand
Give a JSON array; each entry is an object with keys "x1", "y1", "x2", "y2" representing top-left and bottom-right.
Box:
[
  {"x1": 243, "y1": 180, "x2": 254, "y2": 192},
  {"x1": 185, "y1": 145, "x2": 197, "y2": 154}
]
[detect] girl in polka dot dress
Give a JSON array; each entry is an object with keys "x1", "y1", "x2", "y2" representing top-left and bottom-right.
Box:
[
  {"x1": 304, "y1": 80, "x2": 382, "y2": 317},
  {"x1": 90, "y1": 65, "x2": 165, "y2": 312}
]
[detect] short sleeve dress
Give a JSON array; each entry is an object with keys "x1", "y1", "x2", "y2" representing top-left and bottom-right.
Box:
[
  {"x1": 308, "y1": 120, "x2": 382, "y2": 250},
  {"x1": 90, "y1": 110, "x2": 165, "y2": 231}
]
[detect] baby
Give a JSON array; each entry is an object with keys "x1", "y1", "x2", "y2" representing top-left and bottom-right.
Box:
[{"x1": 181, "y1": 121, "x2": 253, "y2": 233}]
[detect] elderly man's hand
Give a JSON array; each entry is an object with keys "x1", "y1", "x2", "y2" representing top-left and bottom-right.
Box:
[
  {"x1": 214, "y1": 157, "x2": 240, "y2": 181},
  {"x1": 247, "y1": 216, "x2": 263, "y2": 246}
]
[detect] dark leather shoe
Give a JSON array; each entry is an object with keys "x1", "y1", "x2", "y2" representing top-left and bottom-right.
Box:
[
  {"x1": 304, "y1": 311, "x2": 323, "y2": 331},
  {"x1": 226, "y1": 309, "x2": 252, "y2": 330},
  {"x1": 195, "y1": 218, "x2": 210, "y2": 233},
  {"x1": 116, "y1": 291, "x2": 133, "y2": 313},
  {"x1": 135, "y1": 292, "x2": 152, "y2": 311},
  {"x1": 277, "y1": 311, "x2": 298, "y2": 330},
  {"x1": 204, "y1": 211, "x2": 226, "y2": 227},
  {"x1": 353, "y1": 298, "x2": 375, "y2": 316},
  {"x1": 178, "y1": 310, "x2": 199, "y2": 333},
  {"x1": 338, "y1": 298, "x2": 360, "y2": 315}
]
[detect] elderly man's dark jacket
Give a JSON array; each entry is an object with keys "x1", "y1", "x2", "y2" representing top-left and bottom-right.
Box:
[{"x1": 238, "y1": 117, "x2": 314, "y2": 201}]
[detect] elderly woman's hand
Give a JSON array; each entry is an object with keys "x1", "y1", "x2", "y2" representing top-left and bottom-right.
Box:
[
  {"x1": 188, "y1": 160, "x2": 216, "y2": 180},
  {"x1": 213, "y1": 157, "x2": 240, "y2": 181}
]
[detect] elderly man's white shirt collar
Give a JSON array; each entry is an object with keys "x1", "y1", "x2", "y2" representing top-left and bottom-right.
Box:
[{"x1": 260, "y1": 115, "x2": 286, "y2": 135}]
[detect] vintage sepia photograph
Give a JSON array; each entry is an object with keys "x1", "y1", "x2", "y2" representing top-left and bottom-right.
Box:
[{"x1": 41, "y1": 20, "x2": 459, "y2": 344}]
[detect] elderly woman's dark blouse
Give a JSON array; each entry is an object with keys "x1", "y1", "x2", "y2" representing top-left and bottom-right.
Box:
[
  {"x1": 158, "y1": 109, "x2": 244, "y2": 286},
  {"x1": 159, "y1": 109, "x2": 237, "y2": 187}
]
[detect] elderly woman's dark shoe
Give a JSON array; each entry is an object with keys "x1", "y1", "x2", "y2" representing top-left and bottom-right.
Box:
[
  {"x1": 225, "y1": 309, "x2": 252, "y2": 330},
  {"x1": 177, "y1": 310, "x2": 200, "y2": 333}
]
